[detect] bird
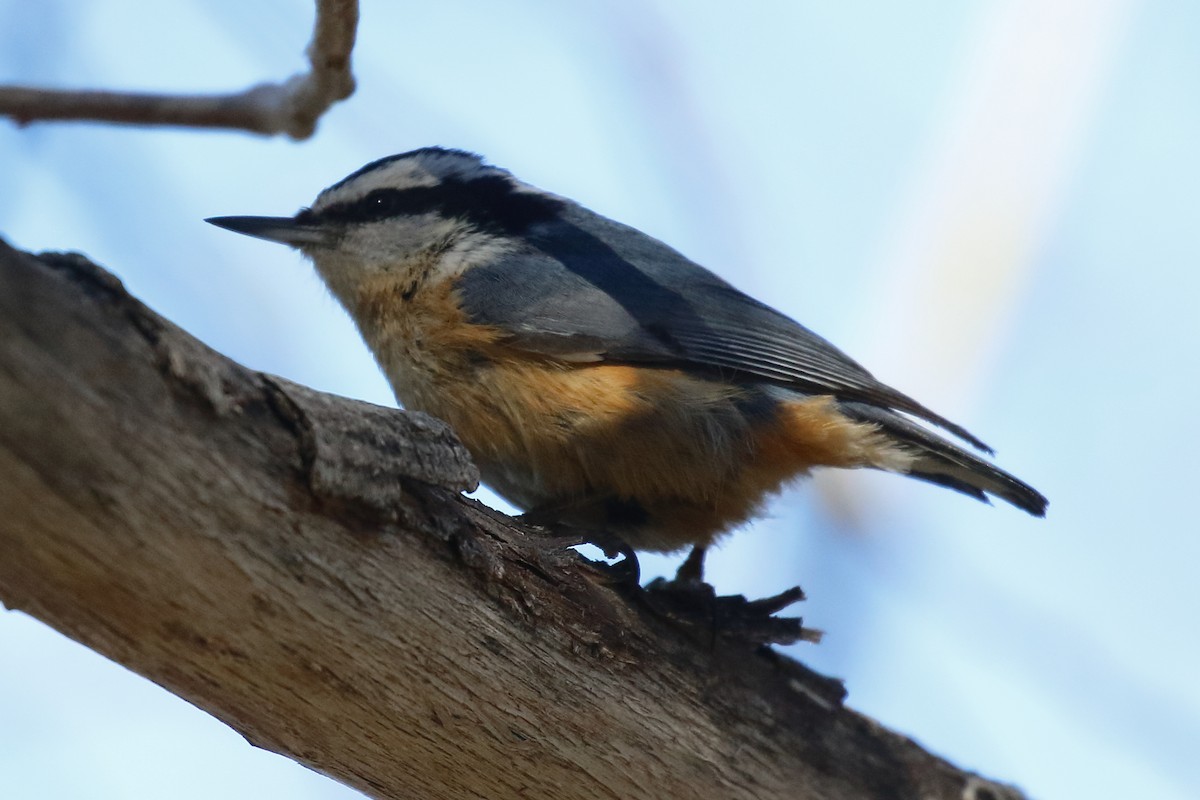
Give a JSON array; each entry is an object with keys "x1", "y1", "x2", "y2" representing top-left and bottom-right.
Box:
[{"x1": 208, "y1": 146, "x2": 1046, "y2": 582}]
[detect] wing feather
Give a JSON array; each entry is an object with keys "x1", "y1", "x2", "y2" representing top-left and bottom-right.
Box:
[{"x1": 456, "y1": 204, "x2": 991, "y2": 452}]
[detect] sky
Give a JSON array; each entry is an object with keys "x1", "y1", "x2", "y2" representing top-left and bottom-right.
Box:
[{"x1": 2, "y1": 1, "x2": 1198, "y2": 798}]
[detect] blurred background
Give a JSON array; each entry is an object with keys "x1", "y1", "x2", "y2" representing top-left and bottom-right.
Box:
[{"x1": 2, "y1": 1, "x2": 1197, "y2": 798}]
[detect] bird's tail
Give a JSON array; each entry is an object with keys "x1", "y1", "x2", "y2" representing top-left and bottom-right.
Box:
[{"x1": 838, "y1": 401, "x2": 1048, "y2": 516}]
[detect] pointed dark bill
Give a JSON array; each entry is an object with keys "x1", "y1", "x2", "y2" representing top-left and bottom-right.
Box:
[{"x1": 205, "y1": 215, "x2": 331, "y2": 247}]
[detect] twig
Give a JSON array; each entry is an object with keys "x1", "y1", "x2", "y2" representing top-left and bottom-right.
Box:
[{"x1": 0, "y1": 0, "x2": 358, "y2": 139}]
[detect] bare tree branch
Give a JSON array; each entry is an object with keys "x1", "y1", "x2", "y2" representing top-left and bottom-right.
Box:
[
  {"x1": 0, "y1": 0, "x2": 357, "y2": 139},
  {"x1": 0, "y1": 238, "x2": 1027, "y2": 800}
]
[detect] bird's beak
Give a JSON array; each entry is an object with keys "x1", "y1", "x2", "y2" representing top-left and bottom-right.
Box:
[{"x1": 205, "y1": 215, "x2": 333, "y2": 248}]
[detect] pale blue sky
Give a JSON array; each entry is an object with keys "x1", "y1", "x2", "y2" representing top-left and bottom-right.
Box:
[{"x1": 2, "y1": 2, "x2": 1197, "y2": 799}]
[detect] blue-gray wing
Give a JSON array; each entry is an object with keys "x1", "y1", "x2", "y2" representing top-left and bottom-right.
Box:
[{"x1": 455, "y1": 204, "x2": 990, "y2": 452}]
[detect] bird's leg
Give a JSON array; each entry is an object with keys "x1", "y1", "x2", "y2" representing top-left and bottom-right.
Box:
[
  {"x1": 518, "y1": 498, "x2": 641, "y2": 586},
  {"x1": 674, "y1": 545, "x2": 708, "y2": 584}
]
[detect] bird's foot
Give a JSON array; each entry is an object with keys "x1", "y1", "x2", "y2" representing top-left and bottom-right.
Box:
[
  {"x1": 642, "y1": 577, "x2": 819, "y2": 648},
  {"x1": 516, "y1": 511, "x2": 641, "y2": 587},
  {"x1": 580, "y1": 530, "x2": 641, "y2": 587}
]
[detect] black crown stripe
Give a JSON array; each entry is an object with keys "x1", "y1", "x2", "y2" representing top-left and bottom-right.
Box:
[{"x1": 316, "y1": 175, "x2": 565, "y2": 235}]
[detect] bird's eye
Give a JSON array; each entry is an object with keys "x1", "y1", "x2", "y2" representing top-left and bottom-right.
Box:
[{"x1": 365, "y1": 190, "x2": 401, "y2": 218}]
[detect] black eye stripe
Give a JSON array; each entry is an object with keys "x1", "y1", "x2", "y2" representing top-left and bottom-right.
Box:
[{"x1": 316, "y1": 175, "x2": 565, "y2": 235}]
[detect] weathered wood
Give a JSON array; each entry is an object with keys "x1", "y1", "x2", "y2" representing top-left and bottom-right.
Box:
[{"x1": 0, "y1": 239, "x2": 1025, "y2": 800}]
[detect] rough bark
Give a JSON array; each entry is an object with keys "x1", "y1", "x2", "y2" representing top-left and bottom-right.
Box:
[{"x1": 0, "y1": 239, "x2": 1025, "y2": 800}]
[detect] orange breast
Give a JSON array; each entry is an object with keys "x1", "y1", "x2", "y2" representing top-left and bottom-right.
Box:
[{"x1": 348, "y1": 273, "x2": 909, "y2": 551}]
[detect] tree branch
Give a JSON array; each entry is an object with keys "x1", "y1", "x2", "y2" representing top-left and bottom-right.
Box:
[
  {"x1": 0, "y1": 238, "x2": 1026, "y2": 800},
  {"x1": 0, "y1": 0, "x2": 357, "y2": 139}
]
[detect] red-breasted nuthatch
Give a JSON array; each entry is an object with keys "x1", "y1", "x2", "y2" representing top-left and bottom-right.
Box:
[{"x1": 208, "y1": 147, "x2": 1046, "y2": 578}]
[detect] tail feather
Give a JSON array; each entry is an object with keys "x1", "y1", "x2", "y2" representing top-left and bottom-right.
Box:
[{"x1": 839, "y1": 401, "x2": 1047, "y2": 517}]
